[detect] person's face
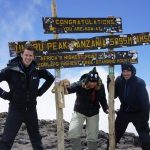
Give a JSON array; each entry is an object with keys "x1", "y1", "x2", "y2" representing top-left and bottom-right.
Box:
[
  {"x1": 21, "y1": 49, "x2": 34, "y2": 67},
  {"x1": 86, "y1": 81, "x2": 97, "y2": 89},
  {"x1": 122, "y1": 70, "x2": 132, "y2": 80}
]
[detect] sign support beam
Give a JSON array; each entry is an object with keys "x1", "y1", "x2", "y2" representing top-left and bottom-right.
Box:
[
  {"x1": 51, "y1": 1, "x2": 64, "y2": 150},
  {"x1": 108, "y1": 30, "x2": 115, "y2": 150}
]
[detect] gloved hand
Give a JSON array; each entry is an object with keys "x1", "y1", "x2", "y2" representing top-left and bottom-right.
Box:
[
  {"x1": 115, "y1": 109, "x2": 120, "y2": 115},
  {"x1": 37, "y1": 90, "x2": 42, "y2": 97},
  {"x1": 105, "y1": 108, "x2": 109, "y2": 114},
  {"x1": 1, "y1": 91, "x2": 11, "y2": 100}
]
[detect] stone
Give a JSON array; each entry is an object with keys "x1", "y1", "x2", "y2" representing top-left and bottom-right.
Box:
[{"x1": 0, "y1": 112, "x2": 142, "y2": 149}]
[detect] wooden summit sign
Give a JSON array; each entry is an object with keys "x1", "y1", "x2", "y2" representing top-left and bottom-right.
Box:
[
  {"x1": 42, "y1": 17, "x2": 122, "y2": 33},
  {"x1": 9, "y1": 32, "x2": 150, "y2": 56},
  {"x1": 36, "y1": 50, "x2": 138, "y2": 69}
]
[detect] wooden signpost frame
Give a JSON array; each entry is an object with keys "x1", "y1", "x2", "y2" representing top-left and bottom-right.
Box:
[
  {"x1": 8, "y1": 1, "x2": 150, "y2": 149},
  {"x1": 51, "y1": 0, "x2": 64, "y2": 150}
]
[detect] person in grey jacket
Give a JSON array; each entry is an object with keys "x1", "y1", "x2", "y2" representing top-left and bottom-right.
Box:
[
  {"x1": 107, "y1": 62, "x2": 150, "y2": 150},
  {"x1": 0, "y1": 44, "x2": 55, "y2": 150},
  {"x1": 67, "y1": 67, "x2": 109, "y2": 150}
]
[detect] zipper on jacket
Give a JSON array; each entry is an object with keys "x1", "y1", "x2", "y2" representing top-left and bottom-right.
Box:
[
  {"x1": 124, "y1": 80, "x2": 130, "y2": 111},
  {"x1": 124, "y1": 81, "x2": 128, "y2": 101}
]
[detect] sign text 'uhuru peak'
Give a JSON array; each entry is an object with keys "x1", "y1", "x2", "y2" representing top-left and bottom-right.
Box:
[{"x1": 9, "y1": 32, "x2": 150, "y2": 56}]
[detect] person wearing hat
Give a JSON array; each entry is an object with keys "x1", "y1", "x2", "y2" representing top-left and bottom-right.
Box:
[
  {"x1": 66, "y1": 67, "x2": 109, "y2": 150},
  {"x1": 107, "y1": 62, "x2": 150, "y2": 150}
]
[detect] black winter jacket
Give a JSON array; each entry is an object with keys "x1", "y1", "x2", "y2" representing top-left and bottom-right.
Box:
[
  {"x1": 0, "y1": 57, "x2": 54, "y2": 108},
  {"x1": 67, "y1": 80, "x2": 108, "y2": 117},
  {"x1": 115, "y1": 74, "x2": 150, "y2": 113}
]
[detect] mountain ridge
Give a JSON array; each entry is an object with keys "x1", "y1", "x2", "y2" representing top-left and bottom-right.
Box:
[{"x1": 0, "y1": 112, "x2": 141, "y2": 150}]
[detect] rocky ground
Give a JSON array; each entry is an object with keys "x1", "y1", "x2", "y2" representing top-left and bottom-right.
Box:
[{"x1": 0, "y1": 112, "x2": 142, "y2": 150}]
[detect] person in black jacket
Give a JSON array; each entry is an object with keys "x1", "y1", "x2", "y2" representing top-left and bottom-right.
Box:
[
  {"x1": 0, "y1": 44, "x2": 55, "y2": 150},
  {"x1": 107, "y1": 62, "x2": 150, "y2": 150},
  {"x1": 67, "y1": 67, "x2": 109, "y2": 150}
]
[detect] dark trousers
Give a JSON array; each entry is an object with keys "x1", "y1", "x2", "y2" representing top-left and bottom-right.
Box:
[
  {"x1": 0, "y1": 105, "x2": 44, "y2": 150},
  {"x1": 115, "y1": 110, "x2": 150, "y2": 150}
]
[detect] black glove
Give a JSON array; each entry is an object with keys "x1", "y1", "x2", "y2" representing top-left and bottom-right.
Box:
[
  {"x1": 104, "y1": 109, "x2": 109, "y2": 114},
  {"x1": 37, "y1": 90, "x2": 42, "y2": 97},
  {"x1": 1, "y1": 91, "x2": 11, "y2": 100},
  {"x1": 115, "y1": 109, "x2": 120, "y2": 115}
]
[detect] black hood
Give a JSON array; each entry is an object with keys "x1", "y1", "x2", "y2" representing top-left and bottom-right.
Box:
[
  {"x1": 7, "y1": 56, "x2": 21, "y2": 67},
  {"x1": 121, "y1": 62, "x2": 136, "y2": 75},
  {"x1": 7, "y1": 56, "x2": 37, "y2": 68}
]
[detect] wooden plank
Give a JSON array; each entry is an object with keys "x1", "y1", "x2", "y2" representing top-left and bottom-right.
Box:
[
  {"x1": 35, "y1": 50, "x2": 138, "y2": 69},
  {"x1": 108, "y1": 66, "x2": 115, "y2": 150},
  {"x1": 51, "y1": 0, "x2": 64, "y2": 150},
  {"x1": 42, "y1": 17, "x2": 122, "y2": 33},
  {"x1": 9, "y1": 32, "x2": 150, "y2": 56},
  {"x1": 108, "y1": 32, "x2": 115, "y2": 150}
]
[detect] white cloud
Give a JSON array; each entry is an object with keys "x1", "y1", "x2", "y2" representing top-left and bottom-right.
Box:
[
  {"x1": 0, "y1": 0, "x2": 43, "y2": 66},
  {"x1": 0, "y1": 0, "x2": 47, "y2": 41},
  {"x1": 0, "y1": 4, "x2": 37, "y2": 39}
]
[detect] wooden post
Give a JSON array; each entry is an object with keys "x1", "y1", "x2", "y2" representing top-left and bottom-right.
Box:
[
  {"x1": 51, "y1": 0, "x2": 64, "y2": 150},
  {"x1": 108, "y1": 63, "x2": 115, "y2": 150},
  {"x1": 108, "y1": 17, "x2": 115, "y2": 150}
]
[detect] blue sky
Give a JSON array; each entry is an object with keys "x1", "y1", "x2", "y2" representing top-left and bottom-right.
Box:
[{"x1": 0, "y1": 0, "x2": 150, "y2": 134}]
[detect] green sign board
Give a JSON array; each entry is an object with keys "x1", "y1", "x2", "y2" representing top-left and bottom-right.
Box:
[
  {"x1": 35, "y1": 50, "x2": 138, "y2": 69},
  {"x1": 42, "y1": 17, "x2": 122, "y2": 33},
  {"x1": 9, "y1": 32, "x2": 150, "y2": 56}
]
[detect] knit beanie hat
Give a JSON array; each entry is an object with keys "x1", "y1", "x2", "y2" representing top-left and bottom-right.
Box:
[
  {"x1": 80, "y1": 67, "x2": 102, "y2": 90},
  {"x1": 121, "y1": 62, "x2": 136, "y2": 74},
  {"x1": 85, "y1": 67, "x2": 99, "y2": 83}
]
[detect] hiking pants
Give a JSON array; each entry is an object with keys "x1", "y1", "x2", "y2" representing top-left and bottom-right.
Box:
[
  {"x1": 69, "y1": 111, "x2": 99, "y2": 142},
  {"x1": 115, "y1": 110, "x2": 150, "y2": 150},
  {"x1": 0, "y1": 105, "x2": 44, "y2": 150}
]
